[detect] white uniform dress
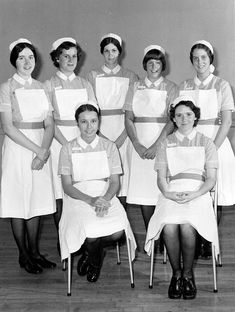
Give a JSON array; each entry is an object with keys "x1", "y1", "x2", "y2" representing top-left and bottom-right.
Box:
[
  {"x1": 87, "y1": 65, "x2": 138, "y2": 196},
  {"x1": 145, "y1": 130, "x2": 219, "y2": 257},
  {"x1": 0, "y1": 73, "x2": 55, "y2": 219},
  {"x1": 179, "y1": 74, "x2": 235, "y2": 205},
  {"x1": 44, "y1": 71, "x2": 96, "y2": 199},
  {"x1": 58, "y1": 135, "x2": 136, "y2": 261},
  {"x1": 124, "y1": 76, "x2": 178, "y2": 205}
]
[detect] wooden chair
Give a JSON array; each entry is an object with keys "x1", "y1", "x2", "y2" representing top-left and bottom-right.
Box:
[
  {"x1": 149, "y1": 183, "x2": 222, "y2": 293},
  {"x1": 64, "y1": 233, "x2": 135, "y2": 296}
]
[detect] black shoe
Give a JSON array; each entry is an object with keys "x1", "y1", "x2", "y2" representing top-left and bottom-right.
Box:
[
  {"x1": 182, "y1": 277, "x2": 197, "y2": 299},
  {"x1": 77, "y1": 253, "x2": 89, "y2": 276},
  {"x1": 87, "y1": 264, "x2": 101, "y2": 283},
  {"x1": 31, "y1": 255, "x2": 56, "y2": 269},
  {"x1": 168, "y1": 276, "x2": 182, "y2": 299},
  {"x1": 19, "y1": 257, "x2": 43, "y2": 274}
]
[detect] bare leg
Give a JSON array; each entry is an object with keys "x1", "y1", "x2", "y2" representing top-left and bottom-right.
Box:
[{"x1": 140, "y1": 205, "x2": 155, "y2": 230}]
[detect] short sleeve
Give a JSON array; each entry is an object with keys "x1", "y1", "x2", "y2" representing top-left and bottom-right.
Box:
[
  {"x1": 166, "y1": 83, "x2": 179, "y2": 108},
  {"x1": 154, "y1": 140, "x2": 168, "y2": 171},
  {"x1": 107, "y1": 141, "x2": 122, "y2": 175},
  {"x1": 0, "y1": 81, "x2": 11, "y2": 112},
  {"x1": 220, "y1": 80, "x2": 234, "y2": 112},
  {"x1": 58, "y1": 143, "x2": 72, "y2": 175},
  {"x1": 123, "y1": 83, "x2": 136, "y2": 111},
  {"x1": 204, "y1": 137, "x2": 218, "y2": 169},
  {"x1": 83, "y1": 79, "x2": 97, "y2": 105}
]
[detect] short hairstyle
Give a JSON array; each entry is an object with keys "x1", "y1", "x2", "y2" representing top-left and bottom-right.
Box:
[
  {"x1": 142, "y1": 49, "x2": 166, "y2": 71},
  {"x1": 10, "y1": 42, "x2": 37, "y2": 68},
  {"x1": 190, "y1": 43, "x2": 214, "y2": 64},
  {"x1": 169, "y1": 101, "x2": 201, "y2": 127},
  {"x1": 75, "y1": 104, "x2": 100, "y2": 122},
  {"x1": 100, "y1": 37, "x2": 122, "y2": 55},
  {"x1": 50, "y1": 41, "x2": 82, "y2": 68}
]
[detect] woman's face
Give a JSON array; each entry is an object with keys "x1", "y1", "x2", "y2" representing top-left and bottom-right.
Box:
[
  {"x1": 57, "y1": 47, "x2": 77, "y2": 75},
  {"x1": 16, "y1": 48, "x2": 35, "y2": 79},
  {"x1": 78, "y1": 110, "x2": 99, "y2": 143},
  {"x1": 173, "y1": 105, "x2": 196, "y2": 134},
  {"x1": 192, "y1": 48, "x2": 210, "y2": 79},
  {"x1": 146, "y1": 59, "x2": 162, "y2": 82},
  {"x1": 103, "y1": 43, "x2": 119, "y2": 68}
]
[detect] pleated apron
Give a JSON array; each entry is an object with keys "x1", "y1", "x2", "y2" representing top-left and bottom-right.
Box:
[
  {"x1": 96, "y1": 76, "x2": 130, "y2": 196},
  {"x1": 180, "y1": 89, "x2": 235, "y2": 205},
  {"x1": 0, "y1": 89, "x2": 55, "y2": 219},
  {"x1": 59, "y1": 149, "x2": 136, "y2": 260},
  {"x1": 51, "y1": 88, "x2": 88, "y2": 199},
  {"x1": 127, "y1": 89, "x2": 167, "y2": 205}
]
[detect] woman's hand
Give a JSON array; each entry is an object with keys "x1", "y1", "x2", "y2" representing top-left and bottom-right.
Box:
[
  {"x1": 31, "y1": 156, "x2": 45, "y2": 170},
  {"x1": 133, "y1": 141, "x2": 147, "y2": 159},
  {"x1": 164, "y1": 191, "x2": 187, "y2": 203},
  {"x1": 143, "y1": 144, "x2": 157, "y2": 159},
  {"x1": 176, "y1": 191, "x2": 200, "y2": 203},
  {"x1": 36, "y1": 147, "x2": 50, "y2": 162},
  {"x1": 92, "y1": 196, "x2": 111, "y2": 217}
]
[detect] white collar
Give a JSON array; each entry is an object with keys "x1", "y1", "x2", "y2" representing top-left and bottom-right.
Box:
[
  {"x1": 77, "y1": 134, "x2": 99, "y2": 149},
  {"x1": 13, "y1": 73, "x2": 32, "y2": 86},
  {"x1": 56, "y1": 71, "x2": 76, "y2": 82},
  {"x1": 102, "y1": 64, "x2": 121, "y2": 74},
  {"x1": 194, "y1": 74, "x2": 214, "y2": 86},
  {"x1": 145, "y1": 76, "x2": 163, "y2": 87},
  {"x1": 175, "y1": 129, "x2": 197, "y2": 142}
]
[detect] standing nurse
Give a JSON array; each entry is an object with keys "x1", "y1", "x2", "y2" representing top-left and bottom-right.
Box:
[
  {"x1": 125, "y1": 45, "x2": 178, "y2": 229},
  {"x1": 0, "y1": 38, "x2": 56, "y2": 273},
  {"x1": 179, "y1": 40, "x2": 235, "y2": 224},
  {"x1": 44, "y1": 37, "x2": 96, "y2": 246},
  {"x1": 87, "y1": 33, "x2": 138, "y2": 208}
]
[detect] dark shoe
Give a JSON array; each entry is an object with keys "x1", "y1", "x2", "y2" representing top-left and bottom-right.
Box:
[
  {"x1": 31, "y1": 255, "x2": 56, "y2": 269},
  {"x1": 77, "y1": 253, "x2": 89, "y2": 276},
  {"x1": 182, "y1": 277, "x2": 197, "y2": 299},
  {"x1": 168, "y1": 276, "x2": 182, "y2": 299},
  {"x1": 87, "y1": 264, "x2": 101, "y2": 283},
  {"x1": 19, "y1": 257, "x2": 43, "y2": 274}
]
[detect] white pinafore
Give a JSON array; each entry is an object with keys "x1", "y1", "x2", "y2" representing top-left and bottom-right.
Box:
[
  {"x1": 95, "y1": 76, "x2": 130, "y2": 196},
  {"x1": 0, "y1": 89, "x2": 55, "y2": 219},
  {"x1": 59, "y1": 146, "x2": 136, "y2": 260},
  {"x1": 180, "y1": 88, "x2": 235, "y2": 205},
  {"x1": 127, "y1": 88, "x2": 168, "y2": 205},
  {"x1": 145, "y1": 144, "x2": 219, "y2": 256},
  {"x1": 51, "y1": 88, "x2": 88, "y2": 198}
]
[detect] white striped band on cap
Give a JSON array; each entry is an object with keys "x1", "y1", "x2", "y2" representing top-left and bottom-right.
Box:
[
  {"x1": 9, "y1": 38, "x2": 32, "y2": 52},
  {"x1": 144, "y1": 45, "x2": 165, "y2": 57},
  {"x1": 192, "y1": 40, "x2": 214, "y2": 54},
  {"x1": 100, "y1": 33, "x2": 122, "y2": 46},
  {"x1": 51, "y1": 37, "x2": 76, "y2": 51},
  {"x1": 171, "y1": 95, "x2": 195, "y2": 107}
]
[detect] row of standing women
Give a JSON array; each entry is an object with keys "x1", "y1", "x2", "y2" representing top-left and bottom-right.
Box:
[{"x1": 0, "y1": 34, "x2": 234, "y2": 299}]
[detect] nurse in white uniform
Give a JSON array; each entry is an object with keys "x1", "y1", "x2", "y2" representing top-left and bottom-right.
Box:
[
  {"x1": 44, "y1": 37, "x2": 96, "y2": 244},
  {"x1": 125, "y1": 45, "x2": 178, "y2": 229},
  {"x1": 179, "y1": 40, "x2": 235, "y2": 223},
  {"x1": 145, "y1": 96, "x2": 219, "y2": 300},
  {"x1": 0, "y1": 39, "x2": 56, "y2": 274},
  {"x1": 87, "y1": 33, "x2": 138, "y2": 209},
  {"x1": 58, "y1": 103, "x2": 136, "y2": 283}
]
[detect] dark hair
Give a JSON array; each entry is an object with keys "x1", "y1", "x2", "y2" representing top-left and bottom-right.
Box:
[
  {"x1": 190, "y1": 43, "x2": 214, "y2": 64},
  {"x1": 169, "y1": 101, "x2": 200, "y2": 127},
  {"x1": 75, "y1": 104, "x2": 100, "y2": 122},
  {"x1": 100, "y1": 37, "x2": 122, "y2": 55},
  {"x1": 10, "y1": 42, "x2": 37, "y2": 68},
  {"x1": 50, "y1": 41, "x2": 82, "y2": 68},
  {"x1": 143, "y1": 49, "x2": 166, "y2": 71}
]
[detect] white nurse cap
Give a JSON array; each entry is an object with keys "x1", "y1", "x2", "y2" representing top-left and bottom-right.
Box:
[
  {"x1": 192, "y1": 40, "x2": 215, "y2": 73},
  {"x1": 51, "y1": 37, "x2": 76, "y2": 51},
  {"x1": 9, "y1": 38, "x2": 32, "y2": 52},
  {"x1": 75, "y1": 101, "x2": 99, "y2": 112},
  {"x1": 144, "y1": 45, "x2": 165, "y2": 57},
  {"x1": 100, "y1": 33, "x2": 122, "y2": 46},
  {"x1": 171, "y1": 95, "x2": 195, "y2": 108}
]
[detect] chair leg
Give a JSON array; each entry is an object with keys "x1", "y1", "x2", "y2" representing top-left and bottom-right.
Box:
[
  {"x1": 163, "y1": 245, "x2": 167, "y2": 264},
  {"x1": 211, "y1": 244, "x2": 218, "y2": 293},
  {"x1": 62, "y1": 259, "x2": 66, "y2": 271},
  {"x1": 149, "y1": 240, "x2": 155, "y2": 288},
  {"x1": 125, "y1": 233, "x2": 135, "y2": 288},
  {"x1": 67, "y1": 255, "x2": 71, "y2": 296},
  {"x1": 116, "y1": 242, "x2": 121, "y2": 265}
]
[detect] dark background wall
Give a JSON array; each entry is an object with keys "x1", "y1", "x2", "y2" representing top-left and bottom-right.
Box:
[{"x1": 0, "y1": 0, "x2": 234, "y2": 150}]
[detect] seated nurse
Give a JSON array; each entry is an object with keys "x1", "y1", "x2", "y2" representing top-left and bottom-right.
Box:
[
  {"x1": 58, "y1": 102, "x2": 136, "y2": 283},
  {"x1": 145, "y1": 95, "x2": 219, "y2": 300}
]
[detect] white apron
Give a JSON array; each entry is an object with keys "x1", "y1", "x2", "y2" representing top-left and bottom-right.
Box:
[
  {"x1": 96, "y1": 76, "x2": 130, "y2": 196},
  {"x1": 0, "y1": 89, "x2": 55, "y2": 219},
  {"x1": 180, "y1": 89, "x2": 235, "y2": 205},
  {"x1": 145, "y1": 146, "x2": 219, "y2": 257},
  {"x1": 51, "y1": 88, "x2": 88, "y2": 199},
  {"x1": 59, "y1": 149, "x2": 136, "y2": 260},
  {"x1": 127, "y1": 89, "x2": 167, "y2": 205}
]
